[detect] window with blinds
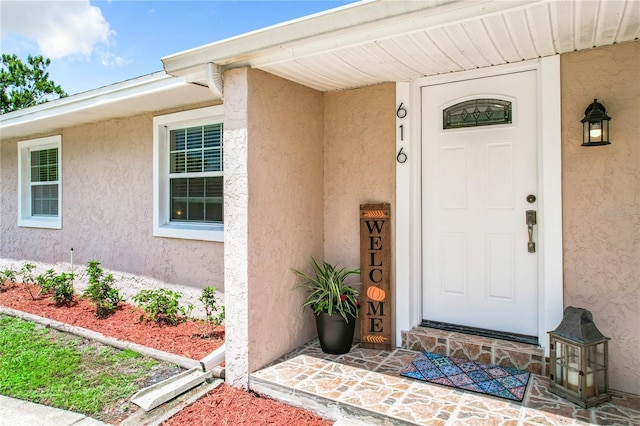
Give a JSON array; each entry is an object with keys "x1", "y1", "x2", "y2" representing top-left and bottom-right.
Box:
[
  {"x1": 18, "y1": 135, "x2": 62, "y2": 229},
  {"x1": 153, "y1": 106, "x2": 223, "y2": 241},
  {"x1": 168, "y1": 123, "x2": 223, "y2": 223},
  {"x1": 30, "y1": 148, "x2": 59, "y2": 216}
]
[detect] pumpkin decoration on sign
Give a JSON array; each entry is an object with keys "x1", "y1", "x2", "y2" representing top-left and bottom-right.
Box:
[{"x1": 367, "y1": 286, "x2": 386, "y2": 302}]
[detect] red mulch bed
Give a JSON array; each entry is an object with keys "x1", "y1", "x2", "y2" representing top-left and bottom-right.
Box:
[
  {"x1": 0, "y1": 283, "x2": 333, "y2": 426},
  {"x1": 0, "y1": 283, "x2": 222, "y2": 359},
  {"x1": 164, "y1": 384, "x2": 332, "y2": 426}
]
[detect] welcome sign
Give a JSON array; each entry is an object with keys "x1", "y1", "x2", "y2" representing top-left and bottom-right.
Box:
[{"x1": 360, "y1": 203, "x2": 392, "y2": 350}]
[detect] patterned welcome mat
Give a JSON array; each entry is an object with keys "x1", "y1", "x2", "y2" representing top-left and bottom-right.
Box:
[{"x1": 400, "y1": 352, "x2": 531, "y2": 402}]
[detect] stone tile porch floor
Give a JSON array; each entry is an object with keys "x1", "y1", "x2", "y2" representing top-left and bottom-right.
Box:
[{"x1": 251, "y1": 339, "x2": 640, "y2": 426}]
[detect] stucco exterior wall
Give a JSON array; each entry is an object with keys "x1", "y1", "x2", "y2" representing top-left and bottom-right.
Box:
[
  {"x1": 324, "y1": 84, "x2": 396, "y2": 269},
  {"x1": 223, "y1": 68, "x2": 251, "y2": 387},
  {"x1": 561, "y1": 40, "x2": 639, "y2": 395},
  {"x1": 0, "y1": 109, "x2": 224, "y2": 305},
  {"x1": 324, "y1": 84, "x2": 396, "y2": 341},
  {"x1": 224, "y1": 68, "x2": 324, "y2": 387}
]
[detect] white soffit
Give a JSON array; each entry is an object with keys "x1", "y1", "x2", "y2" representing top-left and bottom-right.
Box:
[
  {"x1": 0, "y1": 73, "x2": 213, "y2": 139},
  {"x1": 164, "y1": 0, "x2": 640, "y2": 92}
]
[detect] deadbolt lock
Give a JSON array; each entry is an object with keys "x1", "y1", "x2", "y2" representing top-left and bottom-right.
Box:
[{"x1": 526, "y1": 194, "x2": 537, "y2": 203}]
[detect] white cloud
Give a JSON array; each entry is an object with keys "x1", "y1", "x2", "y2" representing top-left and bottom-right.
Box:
[
  {"x1": 97, "y1": 47, "x2": 130, "y2": 67},
  {"x1": 0, "y1": 0, "x2": 126, "y2": 65}
]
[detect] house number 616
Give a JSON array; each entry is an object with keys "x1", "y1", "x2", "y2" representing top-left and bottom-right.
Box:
[{"x1": 397, "y1": 102, "x2": 408, "y2": 163}]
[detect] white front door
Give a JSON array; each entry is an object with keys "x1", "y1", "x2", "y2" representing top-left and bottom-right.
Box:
[{"x1": 421, "y1": 71, "x2": 538, "y2": 336}]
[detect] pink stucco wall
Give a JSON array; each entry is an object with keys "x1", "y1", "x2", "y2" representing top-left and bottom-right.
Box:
[
  {"x1": 224, "y1": 68, "x2": 324, "y2": 385},
  {"x1": 246, "y1": 69, "x2": 325, "y2": 372},
  {"x1": 0, "y1": 109, "x2": 225, "y2": 298},
  {"x1": 222, "y1": 68, "x2": 252, "y2": 387},
  {"x1": 224, "y1": 72, "x2": 394, "y2": 386},
  {"x1": 324, "y1": 84, "x2": 396, "y2": 269},
  {"x1": 561, "y1": 40, "x2": 639, "y2": 395}
]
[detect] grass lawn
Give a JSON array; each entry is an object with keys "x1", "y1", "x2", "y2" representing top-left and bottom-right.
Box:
[{"x1": 0, "y1": 314, "x2": 166, "y2": 417}]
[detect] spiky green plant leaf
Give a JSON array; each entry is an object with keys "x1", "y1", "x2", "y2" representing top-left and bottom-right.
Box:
[{"x1": 293, "y1": 258, "x2": 359, "y2": 322}]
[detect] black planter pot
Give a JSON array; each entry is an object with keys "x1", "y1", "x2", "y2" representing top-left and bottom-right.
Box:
[{"x1": 315, "y1": 312, "x2": 356, "y2": 354}]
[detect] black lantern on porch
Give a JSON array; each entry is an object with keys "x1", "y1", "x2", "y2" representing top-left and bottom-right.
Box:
[
  {"x1": 581, "y1": 99, "x2": 611, "y2": 146},
  {"x1": 548, "y1": 307, "x2": 611, "y2": 408}
]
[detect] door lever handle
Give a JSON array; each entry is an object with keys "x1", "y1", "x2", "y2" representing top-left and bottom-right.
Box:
[{"x1": 526, "y1": 210, "x2": 537, "y2": 253}]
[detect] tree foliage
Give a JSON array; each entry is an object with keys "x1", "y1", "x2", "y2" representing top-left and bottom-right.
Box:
[{"x1": 0, "y1": 54, "x2": 68, "y2": 114}]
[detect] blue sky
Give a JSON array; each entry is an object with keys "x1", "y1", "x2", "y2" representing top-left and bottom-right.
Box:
[{"x1": 1, "y1": 1, "x2": 356, "y2": 96}]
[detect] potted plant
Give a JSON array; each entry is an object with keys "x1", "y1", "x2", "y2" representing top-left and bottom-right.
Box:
[{"x1": 293, "y1": 257, "x2": 360, "y2": 354}]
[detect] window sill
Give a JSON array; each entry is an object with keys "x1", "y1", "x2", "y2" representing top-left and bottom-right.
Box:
[
  {"x1": 18, "y1": 216, "x2": 62, "y2": 230},
  {"x1": 153, "y1": 223, "x2": 224, "y2": 242}
]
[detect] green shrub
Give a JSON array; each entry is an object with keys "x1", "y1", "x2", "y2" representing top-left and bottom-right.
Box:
[
  {"x1": 1, "y1": 268, "x2": 17, "y2": 288},
  {"x1": 132, "y1": 289, "x2": 192, "y2": 325},
  {"x1": 83, "y1": 260, "x2": 122, "y2": 318},
  {"x1": 197, "y1": 286, "x2": 225, "y2": 337},
  {"x1": 36, "y1": 269, "x2": 57, "y2": 294},
  {"x1": 51, "y1": 273, "x2": 75, "y2": 306},
  {"x1": 37, "y1": 269, "x2": 74, "y2": 306},
  {"x1": 1, "y1": 268, "x2": 17, "y2": 283},
  {"x1": 19, "y1": 263, "x2": 37, "y2": 299},
  {"x1": 19, "y1": 263, "x2": 36, "y2": 283}
]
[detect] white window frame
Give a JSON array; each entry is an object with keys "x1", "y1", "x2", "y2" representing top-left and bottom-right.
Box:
[
  {"x1": 17, "y1": 135, "x2": 63, "y2": 229},
  {"x1": 153, "y1": 105, "x2": 224, "y2": 242}
]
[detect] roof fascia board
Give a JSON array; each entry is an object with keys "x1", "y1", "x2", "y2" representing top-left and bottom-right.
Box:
[
  {"x1": 162, "y1": 0, "x2": 542, "y2": 76},
  {"x1": 162, "y1": 0, "x2": 451, "y2": 75},
  {"x1": 0, "y1": 72, "x2": 184, "y2": 132}
]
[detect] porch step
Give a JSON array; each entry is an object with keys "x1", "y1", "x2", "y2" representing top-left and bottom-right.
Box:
[
  {"x1": 252, "y1": 340, "x2": 639, "y2": 425},
  {"x1": 402, "y1": 326, "x2": 546, "y2": 375},
  {"x1": 250, "y1": 354, "x2": 421, "y2": 425}
]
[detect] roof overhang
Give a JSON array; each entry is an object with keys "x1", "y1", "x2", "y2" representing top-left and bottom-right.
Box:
[
  {"x1": 0, "y1": 72, "x2": 213, "y2": 140},
  {"x1": 2, "y1": 0, "x2": 637, "y2": 141},
  {"x1": 163, "y1": 0, "x2": 640, "y2": 92}
]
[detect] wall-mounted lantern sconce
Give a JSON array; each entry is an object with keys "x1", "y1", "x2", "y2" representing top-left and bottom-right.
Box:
[
  {"x1": 581, "y1": 99, "x2": 611, "y2": 146},
  {"x1": 548, "y1": 307, "x2": 611, "y2": 408}
]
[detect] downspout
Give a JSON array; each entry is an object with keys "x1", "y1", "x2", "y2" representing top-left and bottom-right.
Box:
[
  {"x1": 200, "y1": 343, "x2": 225, "y2": 375},
  {"x1": 205, "y1": 62, "x2": 224, "y2": 99}
]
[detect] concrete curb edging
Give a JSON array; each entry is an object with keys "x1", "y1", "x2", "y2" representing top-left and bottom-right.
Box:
[
  {"x1": 121, "y1": 379, "x2": 224, "y2": 426},
  {"x1": 0, "y1": 306, "x2": 200, "y2": 370},
  {"x1": 131, "y1": 367, "x2": 212, "y2": 411}
]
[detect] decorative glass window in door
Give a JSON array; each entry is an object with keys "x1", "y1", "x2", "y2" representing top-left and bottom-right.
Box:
[{"x1": 443, "y1": 98, "x2": 512, "y2": 129}]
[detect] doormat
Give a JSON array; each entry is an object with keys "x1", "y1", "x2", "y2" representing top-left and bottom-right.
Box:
[{"x1": 400, "y1": 352, "x2": 531, "y2": 402}]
